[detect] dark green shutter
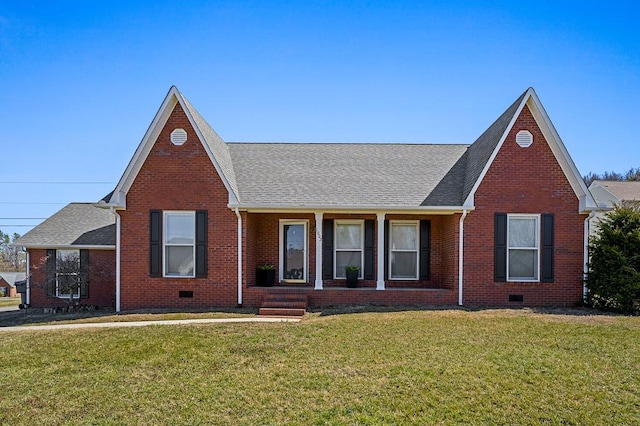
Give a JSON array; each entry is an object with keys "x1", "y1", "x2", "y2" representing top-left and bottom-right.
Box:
[
  {"x1": 383, "y1": 220, "x2": 389, "y2": 280},
  {"x1": 195, "y1": 210, "x2": 208, "y2": 278},
  {"x1": 322, "y1": 219, "x2": 334, "y2": 279},
  {"x1": 364, "y1": 220, "x2": 375, "y2": 280},
  {"x1": 419, "y1": 220, "x2": 431, "y2": 280},
  {"x1": 80, "y1": 249, "x2": 89, "y2": 299},
  {"x1": 46, "y1": 249, "x2": 56, "y2": 297},
  {"x1": 541, "y1": 213, "x2": 554, "y2": 282},
  {"x1": 150, "y1": 210, "x2": 162, "y2": 277},
  {"x1": 494, "y1": 213, "x2": 507, "y2": 282}
]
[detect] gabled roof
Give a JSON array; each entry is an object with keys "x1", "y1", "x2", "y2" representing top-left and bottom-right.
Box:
[
  {"x1": 462, "y1": 87, "x2": 597, "y2": 213},
  {"x1": 228, "y1": 143, "x2": 469, "y2": 208},
  {"x1": 12, "y1": 204, "x2": 115, "y2": 249},
  {"x1": 591, "y1": 180, "x2": 640, "y2": 202},
  {"x1": 107, "y1": 86, "x2": 239, "y2": 207},
  {"x1": 0, "y1": 272, "x2": 26, "y2": 287}
]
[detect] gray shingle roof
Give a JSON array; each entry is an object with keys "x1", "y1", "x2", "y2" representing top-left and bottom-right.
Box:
[
  {"x1": 13, "y1": 204, "x2": 115, "y2": 248},
  {"x1": 0, "y1": 272, "x2": 26, "y2": 287},
  {"x1": 593, "y1": 180, "x2": 640, "y2": 202},
  {"x1": 181, "y1": 92, "x2": 240, "y2": 201},
  {"x1": 228, "y1": 143, "x2": 469, "y2": 207},
  {"x1": 461, "y1": 89, "x2": 528, "y2": 202}
]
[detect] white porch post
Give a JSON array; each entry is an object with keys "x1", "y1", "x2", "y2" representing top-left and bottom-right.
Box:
[
  {"x1": 315, "y1": 211, "x2": 323, "y2": 289},
  {"x1": 376, "y1": 212, "x2": 385, "y2": 290}
]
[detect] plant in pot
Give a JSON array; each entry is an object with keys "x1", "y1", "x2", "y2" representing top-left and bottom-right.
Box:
[
  {"x1": 256, "y1": 263, "x2": 276, "y2": 287},
  {"x1": 345, "y1": 265, "x2": 360, "y2": 288}
]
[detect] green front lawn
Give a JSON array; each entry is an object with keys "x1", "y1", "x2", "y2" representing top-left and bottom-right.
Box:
[
  {"x1": 1, "y1": 309, "x2": 638, "y2": 425},
  {"x1": 0, "y1": 297, "x2": 20, "y2": 308}
]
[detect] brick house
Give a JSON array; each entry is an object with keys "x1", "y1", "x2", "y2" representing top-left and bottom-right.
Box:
[
  {"x1": 15, "y1": 86, "x2": 597, "y2": 311},
  {"x1": 0, "y1": 272, "x2": 26, "y2": 298}
]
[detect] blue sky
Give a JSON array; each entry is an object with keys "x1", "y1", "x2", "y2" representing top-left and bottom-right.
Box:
[{"x1": 1, "y1": 1, "x2": 639, "y2": 238}]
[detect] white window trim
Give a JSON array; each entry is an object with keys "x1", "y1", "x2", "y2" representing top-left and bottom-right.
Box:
[
  {"x1": 163, "y1": 211, "x2": 196, "y2": 278},
  {"x1": 278, "y1": 220, "x2": 309, "y2": 283},
  {"x1": 507, "y1": 213, "x2": 540, "y2": 282},
  {"x1": 334, "y1": 220, "x2": 364, "y2": 279},
  {"x1": 389, "y1": 220, "x2": 420, "y2": 280},
  {"x1": 56, "y1": 249, "x2": 81, "y2": 298}
]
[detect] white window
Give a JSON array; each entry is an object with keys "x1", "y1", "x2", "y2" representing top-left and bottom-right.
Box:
[
  {"x1": 507, "y1": 215, "x2": 540, "y2": 281},
  {"x1": 389, "y1": 221, "x2": 419, "y2": 280},
  {"x1": 164, "y1": 211, "x2": 195, "y2": 277},
  {"x1": 56, "y1": 249, "x2": 80, "y2": 298},
  {"x1": 334, "y1": 221, "x2": 364, "y2": 279},
  {"x1": 279, "y1": 220, "x2": 308, "y2": 283}
]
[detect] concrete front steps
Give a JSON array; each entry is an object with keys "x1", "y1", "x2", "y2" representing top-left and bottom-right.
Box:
[{"x1": 259, "y1": 293, "x2": 308, "y2": 317}]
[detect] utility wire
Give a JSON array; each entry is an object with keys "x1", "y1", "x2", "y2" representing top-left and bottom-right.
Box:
[
  {"x1": 0, "y1": 181, "x2": 115, "y2": 184},
  {"x1": 0, "y1": 202, "x2": 67, "y2": 205}
]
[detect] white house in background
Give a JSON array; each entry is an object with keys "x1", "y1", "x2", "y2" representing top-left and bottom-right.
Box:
[{"x1": 588, "y1": 180, "x2": 640, "y2": 235}]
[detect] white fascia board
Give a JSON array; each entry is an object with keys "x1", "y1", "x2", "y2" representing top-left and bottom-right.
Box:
[
  {"x1": 588, "y1": 182, "x2": 621, "y2": 207},
  {"x1": 525, "y1": 91, "x2": 597, "y2": 212},
  {"x1": 108, "y1": 86, "x2": 239, "y2": 207},
  {"x1": 462, "y1": 89, "x2": 531, "y2": 208},
  {"x1": 174, "y1": 90, "x2": 239, "y2": 205},
  {"x1": 22, "y1": 245, "x2": 116, "y2": 250},
  {"x1": 108, "y1": 87, "x2": 179, "y2": 206},
  {"x1": 462, "y1": 88, "x2": 598, "y2": 213},
  {"x1": 230, "y1": 204, "x2": 472, "y2": 215}
]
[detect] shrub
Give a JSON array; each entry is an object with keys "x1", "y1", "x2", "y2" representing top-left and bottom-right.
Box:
[{"x1": 586, "y1": 203, "x2": 640, "y2": 314}]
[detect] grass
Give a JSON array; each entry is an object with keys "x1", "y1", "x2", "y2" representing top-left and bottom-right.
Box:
[
  {"x1": 0, "y1": 297, "x2": 20, "y2": 308},
  {"x1": 1, "y1": 309, "x2": 638, "y2": 425}
]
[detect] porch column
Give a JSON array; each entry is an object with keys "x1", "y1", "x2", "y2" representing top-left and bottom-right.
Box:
[
  {"x1": 376, "y1": 212, "x2": 385, "y2": 290},
  {"x1": 314, "y1": 211, "x2": 323, "y2": 290}
]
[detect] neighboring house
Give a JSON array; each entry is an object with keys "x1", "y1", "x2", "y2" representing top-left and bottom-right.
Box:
[
  {"x1": 0, "y1": 272, "x2": 26, "y2": 298},
  {"x1": 14, "y1": 86, "x2": 597, "y2": 311},
  {"x1": 588, "y1": 180, "x2": 640, "y2": 235}
]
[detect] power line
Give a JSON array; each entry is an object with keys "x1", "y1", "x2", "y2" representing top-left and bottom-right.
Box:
[
  {"x1": 0, "y1": 218, "x2": 47, "y2": 220},
  {"x1": 0, "y1": 225, "x2": 39, "y2": 227},
  {"x1": 0, "y1": 181, "x2": 115, "y2": 184},
  {"x1": 0, "y1": 202, "x2": 67, "y2": 205}
]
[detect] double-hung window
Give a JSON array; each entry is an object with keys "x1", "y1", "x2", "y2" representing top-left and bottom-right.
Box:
[
  {"x1": 164, "y1": 211, "x2": 195, "y2": 277},
  {"x1": 56, "y1": 249, "x2": 80, "y2": 298},
  {"x1": 334, "y1": 221, "x2": 363, "y2": 279},
  {"x1": 507, "y1": 214, "x2": 540, "y2": 281},
  {"x1": 389, "y1": 221, "x2": 419, "y2": 279}
]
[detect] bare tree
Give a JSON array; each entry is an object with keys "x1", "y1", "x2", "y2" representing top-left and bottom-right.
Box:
[
  {"x1": 28, "y1": 250, "x2": 90, "y2": 310},
  {"x1": 0, "y1": 230, "x2": 26, "y2": 271}
]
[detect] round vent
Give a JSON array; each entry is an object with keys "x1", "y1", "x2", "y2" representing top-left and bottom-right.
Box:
[
  {"x1": 170, "y1": 128, "x2": 187, "y2": 146},
  {"x1": 516, "y1": 130, "x2": 533, "y2": 148}
]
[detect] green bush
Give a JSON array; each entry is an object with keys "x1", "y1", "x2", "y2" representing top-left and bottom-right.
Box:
[{"x1": 586, "y1": 203, "x2": 640, "y2": 314}]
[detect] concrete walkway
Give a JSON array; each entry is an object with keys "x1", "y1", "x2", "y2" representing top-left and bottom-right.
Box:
[{"x1": 0, "y1": 316, "x2": 301, "y2": 332}]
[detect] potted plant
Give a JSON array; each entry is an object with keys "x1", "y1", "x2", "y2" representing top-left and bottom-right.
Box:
[
  {"x1": 256, "y1": 263, "x2": 276, "y2": 287},
  {"x1": 345, "y1": 265, "x2": 360, "y2": 288}
]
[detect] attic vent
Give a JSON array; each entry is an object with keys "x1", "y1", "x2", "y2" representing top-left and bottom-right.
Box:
[
  {"x1": 171, "y1": 128, "x2": 188, "y2": 146},
  {"x1": 516, "y1": 130, "x2": 533, "y2": 148}
]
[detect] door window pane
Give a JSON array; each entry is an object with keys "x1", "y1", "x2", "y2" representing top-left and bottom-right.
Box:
[{"x1": 283, "y1": 224, "x2": 305, "y2": 280}]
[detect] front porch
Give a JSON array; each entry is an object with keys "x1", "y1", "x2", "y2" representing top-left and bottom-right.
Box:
[{"x1": 241, "y1": 210, "x2": 462, "y2": 309}]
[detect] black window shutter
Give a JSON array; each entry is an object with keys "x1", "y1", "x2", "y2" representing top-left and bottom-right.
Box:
[
  {"x1": 46, "y1": 249, "x2": 56, "y2": 297},
  {"x1": 494, "y1": 213, "x2": 507, "y2": 282},
  {"x1": 80, "y1": 249, "x2": 89, "y2": 299},
  {"x1": 541, "y1": 213, "x2": 554, "y2": 283},
  {"x1": 195, "y1": 210, "x2": 208, "y2": 278},
  {"x1": 419, "y1": 220, "x2": 431, "y2": 280},
  {"x1": 150, "y1": 210, "x2": 162, "y2": 277},
  {"x1": 364, "y1": 220, "x2": 375, "y2": 280},
  {"x1": 322, "y1": 219, "x2": 334, "y2": 279},
  {"x1": 383, "y1": 220, "x2": 389, "y2": 280}
]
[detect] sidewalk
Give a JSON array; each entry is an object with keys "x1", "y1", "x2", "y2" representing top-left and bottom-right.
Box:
[{"x1": 0, "y1": 316, "x2": 301, "y2": 332}]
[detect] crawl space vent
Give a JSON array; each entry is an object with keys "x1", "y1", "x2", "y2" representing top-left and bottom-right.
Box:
[
  {"x1": 516, "y1": 130, "x2": 533, "y2": 148},
  {"x1": 170, "y1": 128, "x2": 188, "y2": 146}
]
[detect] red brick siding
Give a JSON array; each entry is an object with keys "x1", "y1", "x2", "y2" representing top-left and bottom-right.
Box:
[
  {"x1": 463, "y1": 104, "x2": 586, "y2": 307},
  {"x1": 119, "y1": 103, "x2": 239, "y2": 309},
  {"x1": 27, "y1": 249, "x2": 115, "y2": 308}
]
